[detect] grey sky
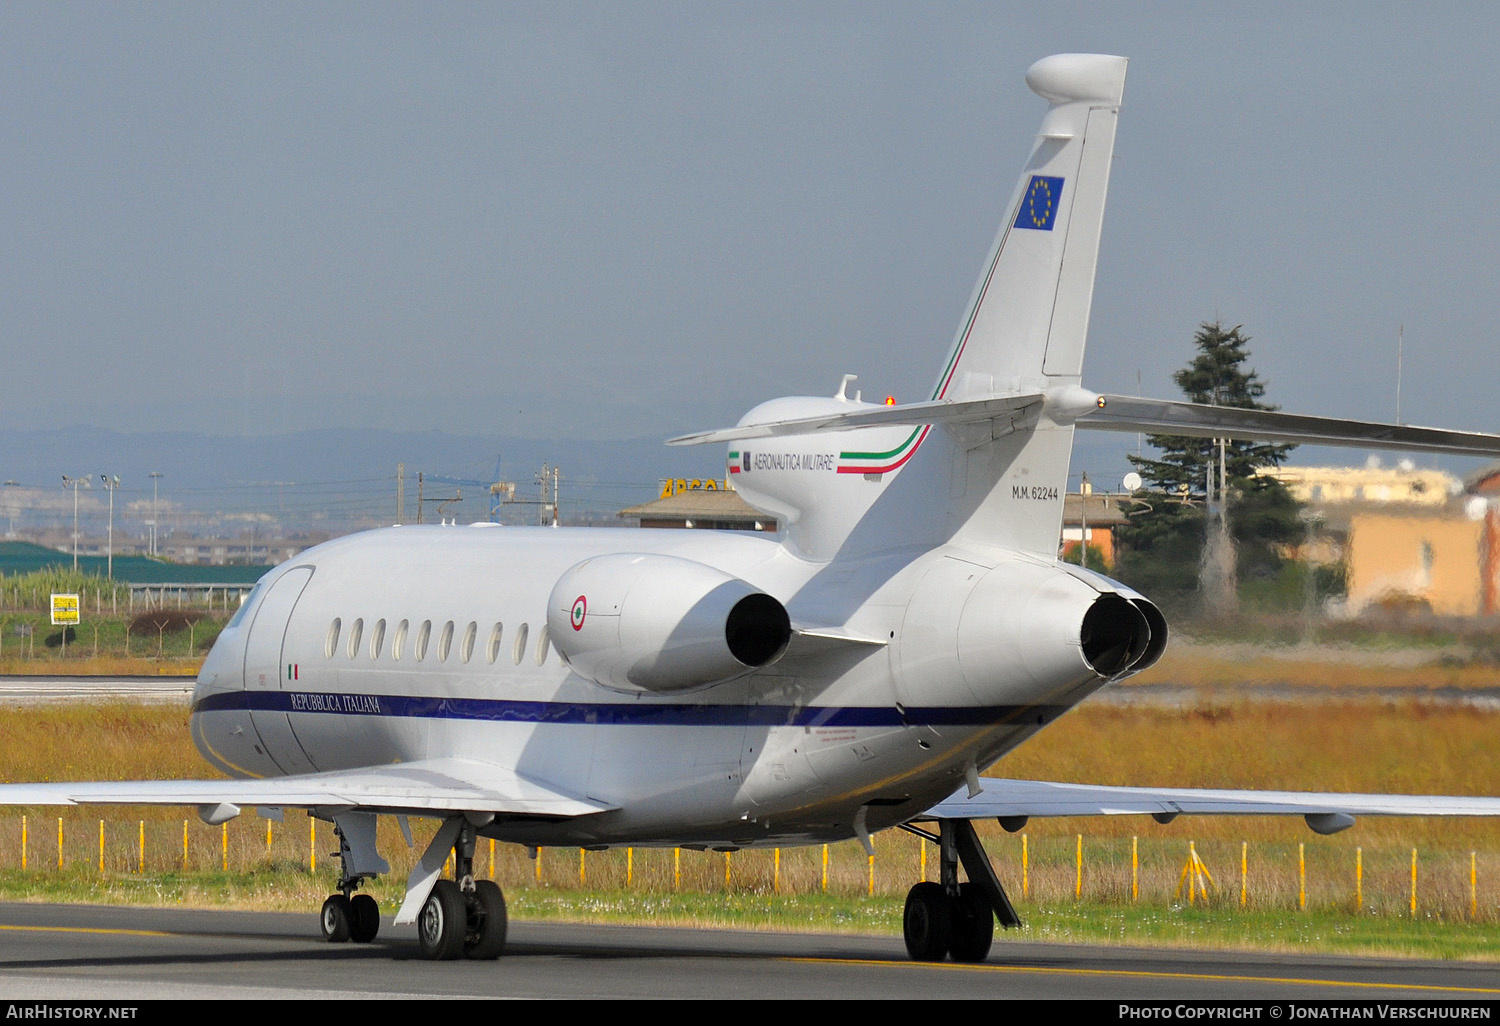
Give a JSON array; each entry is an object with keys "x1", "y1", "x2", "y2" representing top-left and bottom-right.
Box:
[{"x1": 3, "y1": 3, "x2": 1496, "y2": 487}]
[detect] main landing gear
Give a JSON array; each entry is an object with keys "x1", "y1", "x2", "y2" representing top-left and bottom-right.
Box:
[
  {"x1": 899, "y1": 819, "x2": 1020, "y2": 963},
  {"x1": 414, "y1": 818, "x2": 507, "y2": 961}
]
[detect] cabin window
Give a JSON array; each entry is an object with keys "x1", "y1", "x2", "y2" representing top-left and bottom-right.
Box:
[
  {"x1": 346, "y1": 618, "x2": 363, "y2": 660},
  {"x1": 325, "y1": 618, "x2": 341, "y2": 659},
  {"x1": 438, "y1": 620, "x2": 455, "y2": 662},
  {"x1": 415, "y1": 620, "x2": 432, "y2": 661},
  {"x1": 369, "y1": 619, "x2": 386, "y2": 660},
  {"x1": 460, "y1": 621, "x2": 477, "y2": 664},
  {"x1": 535, "y1": 625, "x2": 551, "y2": 666},
  {"x1": 513, "y1": 623, "x2": 529, "y2": 666},
  {"x1": 486, "y1": 623, "x2": 504, "y2": 664},
  {"x1": 393, "y1": 619, "x2": 409, "y2": 661}
]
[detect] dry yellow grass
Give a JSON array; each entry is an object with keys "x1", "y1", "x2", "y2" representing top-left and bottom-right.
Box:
[
  {"x1": 0, "y1": 657, "x2": 197, "y2": 676},
  {"x1": 1131, "y1": 641, "x2": 1500, "y2": 691}
]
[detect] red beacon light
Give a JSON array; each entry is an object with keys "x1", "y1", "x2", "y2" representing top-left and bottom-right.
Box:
[{"x1": 885, "y1": 395, "x2": 896, "y2": 406}]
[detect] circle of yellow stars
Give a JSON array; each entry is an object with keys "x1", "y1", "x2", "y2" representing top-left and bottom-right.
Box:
[{"x1": 1024, "y1": 177, "x2": 1055, "y2": 228}]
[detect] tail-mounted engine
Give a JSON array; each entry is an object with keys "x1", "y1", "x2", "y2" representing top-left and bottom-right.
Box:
[
  {"x1": 898, "y1": 555, "x2": 1167, "y2": 711},
  {"x1": 547, "y1": 553, "x2": 791, "y2": 693},
  {"x1": 955, "y1": 560, "x2": 1166, "y2": 694}
]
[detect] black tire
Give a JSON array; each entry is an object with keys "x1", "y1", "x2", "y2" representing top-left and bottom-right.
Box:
[
  {"x1": 464, "y1": 880, "x2": 508, "y2": 960},
  {"x1": 418, "y1": 880, "x2": 466, "y2": 960},
  {"x1": 320, "y1": 894, "x2": 352, "y2": 943},
  {"x1": 349, "y1": 893, "x2": 380, "y2": 944},
  {"x1": 903, "y1": 882, "x2": 953, "y2": 961},
  {"x1": 948, "y1": 883, "x2": 995, "y2": 963}
]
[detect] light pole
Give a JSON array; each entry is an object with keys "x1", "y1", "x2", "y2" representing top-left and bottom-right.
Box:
[
  {"x1": 148, "y1": 471, "x2": 163, "y2": 557},
  {"x1": 100, "y1": 475, "x2": 120, "y2": 579},
  {"x1": 1078, "y1": 471, "x2": 1091, "y2": 570},
  {"x1": 60, "y1": 476, "x2": 90, "y2": 572},
  {"x1": 2, "y1": 481, "x2": 17, "y2": 539}
]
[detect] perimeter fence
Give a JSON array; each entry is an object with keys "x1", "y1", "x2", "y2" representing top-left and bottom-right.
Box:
[{"x1": 3, "y1": 814, "x2": 1496, "y2": 921}]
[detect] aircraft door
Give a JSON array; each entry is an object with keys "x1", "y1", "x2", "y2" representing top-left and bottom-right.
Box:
[{"x1": 241, "y1": 566, "x2": 320, "y2": 775}]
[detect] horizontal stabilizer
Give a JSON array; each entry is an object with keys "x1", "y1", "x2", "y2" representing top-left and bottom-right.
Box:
[
  {"x1": 666, "y1": 393, "x2": 1043, "y2": 447},
  {"x1": 922, "y1": 778, "x2": 1500, "y2": 827},
  {"x1": 1081, "y1": 395, "x2": 1500, "y2": 458},
  {"x1": 0, "y1": 758, "x2": 615, "y2": 819}
]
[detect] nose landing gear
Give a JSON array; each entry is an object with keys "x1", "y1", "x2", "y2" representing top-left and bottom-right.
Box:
[
  {"x1": 320, "y1": 815, "x2": 388, "y2": 944},
  {"x1": 321, "y1": 891, "x2": 380, "y2": 944}
]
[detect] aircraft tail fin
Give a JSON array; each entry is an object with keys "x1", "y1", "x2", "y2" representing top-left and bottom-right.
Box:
[
  {"x1": 933, "y1": 53, "x2": 1125, "y2": 404},
  {"x1": 906, "y1": 53, "x2": 1127, "y2": 556},
  {"x1": 670, "y1": 55, "x2": 1128, "y2": 561}
]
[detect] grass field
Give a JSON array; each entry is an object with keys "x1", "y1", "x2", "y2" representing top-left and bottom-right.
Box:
[{"x1": 0, "y1": 698, "x2": 1497, "y2": 958}]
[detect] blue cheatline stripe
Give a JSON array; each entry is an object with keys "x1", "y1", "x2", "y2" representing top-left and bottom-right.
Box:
[{"x1": 191, "y1": 689, "x2": 1069, "y2": 729}]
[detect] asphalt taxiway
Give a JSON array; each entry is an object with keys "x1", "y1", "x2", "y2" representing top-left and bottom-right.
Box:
[{"x1": 0, "y1": 903, "x2": 1495, "y2": 1000}]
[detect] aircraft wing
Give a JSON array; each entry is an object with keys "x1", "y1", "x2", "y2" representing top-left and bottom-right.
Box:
[
  {"x1": 1079, "y1": 395, "x2": 1500, "y2": 458},
  {"x1": 921, "y1": 778, "x2": 1500, "y2": 833},
  {"x1": 0, "y1": 758, "x2": 615, "y2": 820}
]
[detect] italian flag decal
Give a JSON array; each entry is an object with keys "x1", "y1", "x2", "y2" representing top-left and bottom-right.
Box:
[{"x1": 836, "y1": 425, "x2": 931, "y2": 475}]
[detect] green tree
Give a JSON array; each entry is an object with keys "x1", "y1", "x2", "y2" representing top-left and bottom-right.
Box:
[
  {"x1": 1129, "y1": 321, "x2": 1294, "y2": 493},
  {"x1": 1114, "y1": 321, "x2": 1302, "y2": 608}
]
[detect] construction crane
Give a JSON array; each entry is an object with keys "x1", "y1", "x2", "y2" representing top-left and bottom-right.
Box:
[{"x1": 424, "y1": 455, "x2": 513, "y2": 523}]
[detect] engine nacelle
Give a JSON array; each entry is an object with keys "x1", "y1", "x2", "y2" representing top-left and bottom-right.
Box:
[
  {"x1": 954, "y1": 560, "x2": 1167, "y2": 704},
  {"x1": 547, "y1": 553, "x2": 791, "y2": 693}
]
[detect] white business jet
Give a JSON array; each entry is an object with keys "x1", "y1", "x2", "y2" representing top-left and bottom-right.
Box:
[{"x1": 7, "y1": 54, "x2": 1500, "y2": 964}]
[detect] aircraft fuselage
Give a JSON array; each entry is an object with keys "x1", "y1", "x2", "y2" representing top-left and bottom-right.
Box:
[{"x1": 191, "y1": 523, "x2": 1145, "y2": 848}]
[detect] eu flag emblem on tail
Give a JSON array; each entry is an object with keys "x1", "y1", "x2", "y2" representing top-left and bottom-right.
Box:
[{"x1": 1014, "y1": 175, "x2": 1064, "y2": 230}]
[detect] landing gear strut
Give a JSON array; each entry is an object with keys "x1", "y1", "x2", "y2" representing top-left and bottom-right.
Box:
[
  {"x1": 321, "y1": 818, "x2": 383, "y2": 944},
  {"x1": 900, "y1": 819, "x2": 1018, "y2": 963},
  {"x1": 416, "y1": 819, "x2": 507, "y2": 961}
]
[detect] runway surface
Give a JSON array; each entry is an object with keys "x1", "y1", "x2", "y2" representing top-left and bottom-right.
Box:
[
  {"x1": 0, "y1": 902, "x2": 1496, "y2": 1000},
  {"x1": 0, "y1": 675, "x2": 193, "y2": 704}
]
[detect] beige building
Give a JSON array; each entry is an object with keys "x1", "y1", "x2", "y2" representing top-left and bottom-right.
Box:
[
  {"x1": 618, "y1": 480, "x2": 777, "y2": 532},
  {"x1": 1267, "y1": 461, "x2": 1458, "y2": 507},
  {"x1": 1263, "y1": 461, "x2": 1498, "y2": 618},
  {"x1": 1345, "y1": 510, "x2": 1489, "y2": 617}
]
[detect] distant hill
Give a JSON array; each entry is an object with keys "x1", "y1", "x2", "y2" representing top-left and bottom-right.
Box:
[
  {"x1": 0, "y1": 541, "x2": 270, "y2": 584},
  {"x1": 0, "y1": 425, "x2": 724, "y2": 533}
]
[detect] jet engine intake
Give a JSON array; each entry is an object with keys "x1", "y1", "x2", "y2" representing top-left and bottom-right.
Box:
[{"x1": 548, "y1": 554, "x2": 790, "y2": 693}]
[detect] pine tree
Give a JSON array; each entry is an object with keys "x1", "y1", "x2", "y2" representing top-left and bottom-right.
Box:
[
  {"x1": 1128, "y1": 322, "x2": 1293, "y2": 495},
  {"x1": 1115, "y1": 321, "x2": 1302, "y2": 607}
]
